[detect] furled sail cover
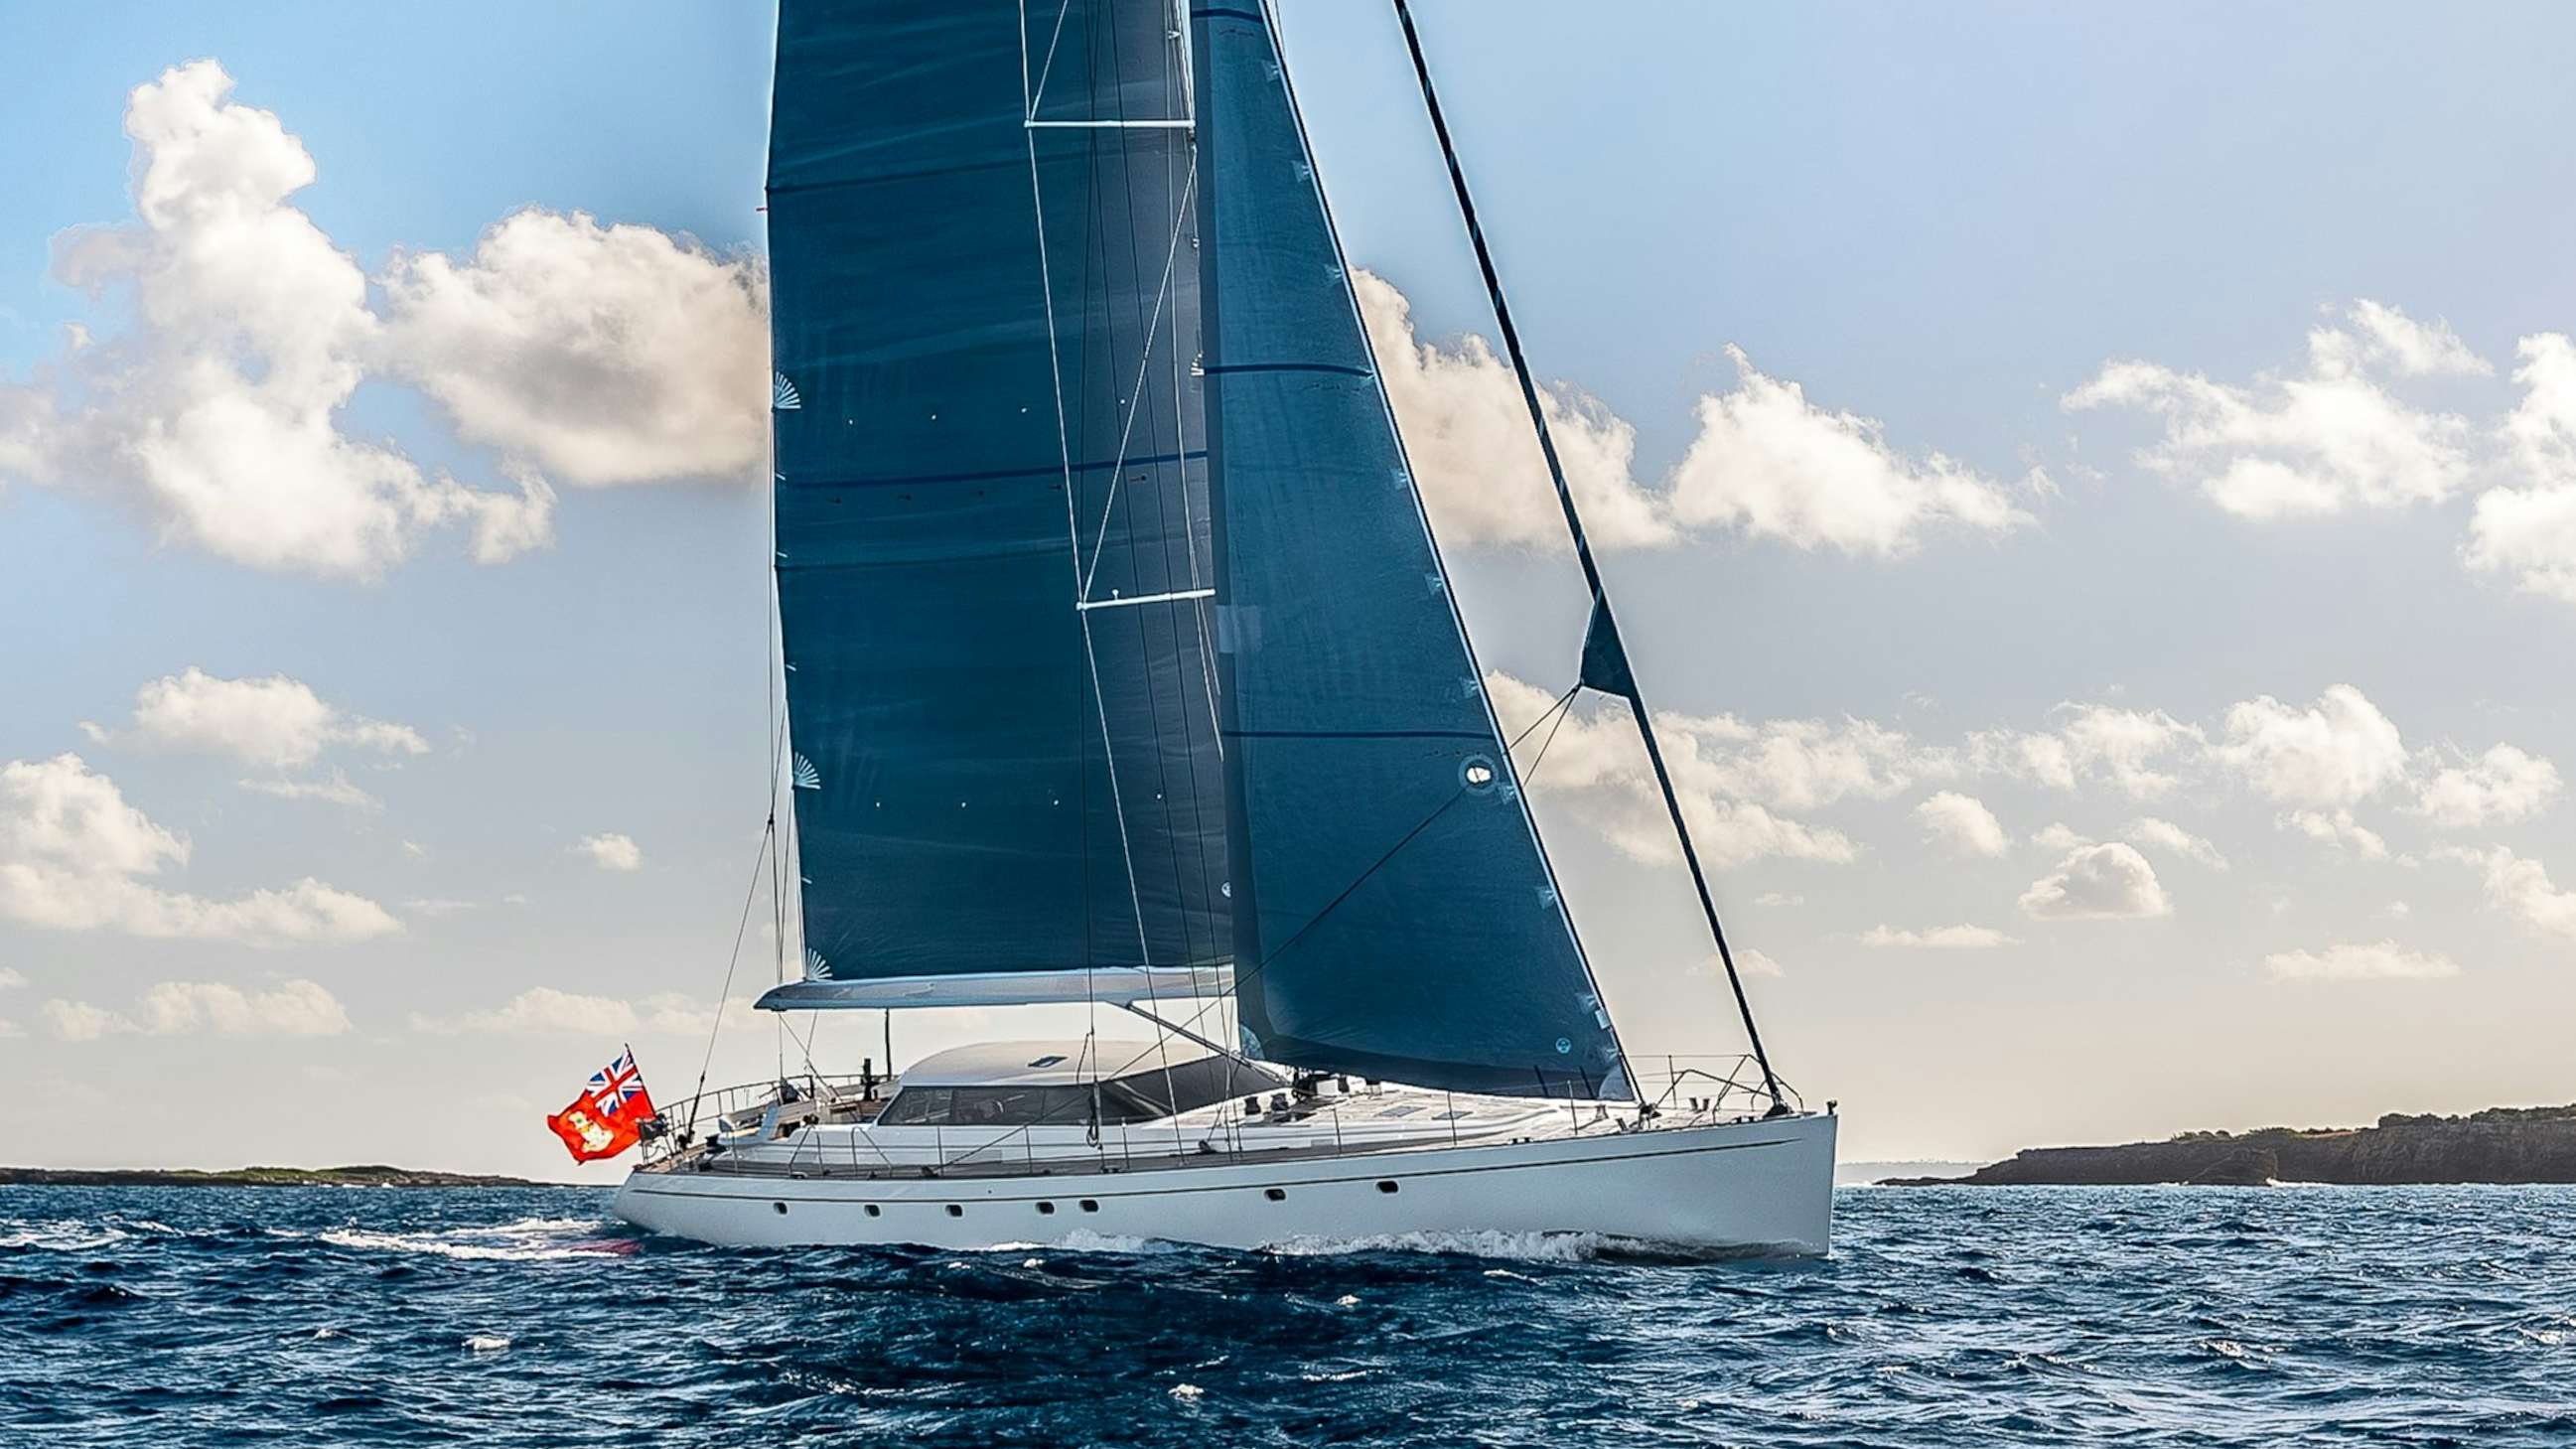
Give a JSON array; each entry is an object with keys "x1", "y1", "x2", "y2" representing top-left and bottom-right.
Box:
[
  {"x1": 1192, "y1": 3, "x2": 1627, "y2": 1097},
  {"x1": 765, "y1": 0, "x2": 1228, "y2": 1000}
]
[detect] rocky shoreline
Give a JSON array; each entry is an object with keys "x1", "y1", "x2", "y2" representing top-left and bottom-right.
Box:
[
  {"x1": 1886, "y1": 1103, "x2": 2576, "y2": 1186},
  {"x1": 0, "y1": 1164, "x2": 546, "y2": 1188}
]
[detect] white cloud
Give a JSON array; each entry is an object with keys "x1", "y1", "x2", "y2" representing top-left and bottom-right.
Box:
[
  {"x1": 380, "y1": 209, "x2": 767, "y2": 487},
  {"x1": 1735, "y1": 947, "x2": 1787, "y2": 978},
  {"x1": 1487, "y1": 673, "x2": 1859, "y2": 870},
  {"x1": 1358, "y1": 270, "x2": 1672, "y2": 551},
  {"x1": 2317, "y1": 301, "x2": 2492, "y2": 379},
  {"x1": 412, "y1": 985, "x2": 750, "y2": 1036},
  {"x1": 1751, "y1": 892, "x2": 1803, "y2": 907},
  {"x1": 2409, "y1": 743, "x2": 2560, "y2": 829},
  {"x1": 1858, "y1": 924, "x2": 2018, "y2": 948},
  {"x1": 2466, "y1": 334, "x2": 2576, "y2": 604},
  {"x1": 1670, "y1": 347, "x2": 2033, "y2": 556},
  {"x1": 1359, "y1": 274, "x2": 2025, "y2": 558},
  {"x1": 43, "y1": 998, "x2": 127, "y2": 1042},
  {"x1": 577, "y1": 832, "x2": 644, "y2": 872},
  {"x1": 42, "y1": 978, "x2": 351, "y2": 1040},
  {"x1": 1694, "y1": 713, "x2": 1951, "y2": 812},
  {"x1": 0, "y1": 753, "x2": 398, "y2": 944},
  {"x1": 0, "y1": 1018, "x2": 19, "y2": 1040},
  {"x1": 2283, "y1": 807, "x2": 2390, "y2": 861},
  {"x1": 2128, "y1": 816, "x2": 2229, "y2": 870},
  {"x1": 137, "y1": 979, "x2": 350, "y2": 1035},
  {"x1": 1914, "y1": 791, "x2": 2008, "y2": 857},
  {"x1": 238, "y1": 770, "x2": 377, "y2": 810},
  {"x1": 1973, "y1": 703, "x2": 2204, "y2": 797},
  {"x1": 2263, "y1": 941, "x2": 2460, "y2": 981},
  {"x1": 2018, "y1": 841, "x2": 2171, "y2": 920},
  {"x1": 2216, "y1": 685, "x2": 2406, "y2": 806},
  {"x1": 0, "y1": 62, "x2": 761, "y2": 580},
  {"x1": 0, "y1": 62, "x2": 551, "y2": 578},
  {"x1": 2452, "y1": 845, "x2": 2576, "y2": 939},
  {"x1": 81, "y1": 666, "x2": 428, "y2": 768},
  {"x1": 2031, "y1": 821, "x2": 2091, "y2": 853},
  {"x1": 0, "y1": 967, "x2": 24, "y2": 989},
  {"x1": 2065, "y1": 301, "x2": 2479, "y2": 518}
]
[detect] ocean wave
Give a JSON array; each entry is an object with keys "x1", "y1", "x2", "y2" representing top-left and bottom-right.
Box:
[
  {"x1": 1259, "y1": 1228, "x2": 1696, "y2": 1262},
  {"x1": 312, "y1": 1216, "x2": 621, "y2": 1263},
  {"x1": 12, "y1": 1183, "x2": 2576, "y2": 1447}
]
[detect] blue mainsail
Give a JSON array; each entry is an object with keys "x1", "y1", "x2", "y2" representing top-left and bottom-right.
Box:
[
  {"x1": 763, "y1": 1, "x2": 1227, "y2": 1000},
  {"x1": 758, "y1": 0, "x2": 1633, "y2": 1098},
  {"x1": 1192, "y1": 2, "x2": 1628, "y2": 1096}
]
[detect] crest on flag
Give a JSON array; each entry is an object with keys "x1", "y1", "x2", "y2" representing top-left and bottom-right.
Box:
[{"x1": 545, "y1": 1046, "x2": 658, "y2": 1164}]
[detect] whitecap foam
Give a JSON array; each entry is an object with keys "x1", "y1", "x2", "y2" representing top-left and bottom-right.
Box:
[
  {"x1": 463, "y1": 1335, "x2": 512, "y2": 1353},
  {"x1": 315, "y1": 1217, "x2": 618, "y2": 1263},
  {"x1": 0, "y1": 1221, "x2": 132, "y2": 1251},
  {"x1": 1168, "y1": 1383, "x2": 1205, "y2": 1401},
  {"x1": 1264, "y1": 1229, "x2": 1620, "y2": 1262}
]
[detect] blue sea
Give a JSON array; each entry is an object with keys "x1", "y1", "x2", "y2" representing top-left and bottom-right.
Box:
[{"x1": 4, "y1": 1184, "x2": 2570, "y2": 1446}]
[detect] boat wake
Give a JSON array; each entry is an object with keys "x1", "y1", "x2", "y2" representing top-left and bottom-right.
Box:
[
  {"x1": 308, "y1": 1216, "x2": 632, "y2": 1262},
  {"x1": 1259, "y1": 1229, "x2": 1742, "y2": 1264}
]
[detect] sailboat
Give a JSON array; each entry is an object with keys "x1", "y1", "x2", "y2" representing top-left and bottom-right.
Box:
[{"x1": 613, "y1": 0, "x2": 1837, "y2": 1255}]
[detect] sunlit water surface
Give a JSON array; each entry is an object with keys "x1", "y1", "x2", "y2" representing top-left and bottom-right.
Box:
[{"x1": 4, "y1": 1184, "x2": 2570, "y2": 1445}]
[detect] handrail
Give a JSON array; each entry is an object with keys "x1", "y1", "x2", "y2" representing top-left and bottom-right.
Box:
[{"x1": 644, "y1": 1054, "x2": 1802, "y2": 1175}]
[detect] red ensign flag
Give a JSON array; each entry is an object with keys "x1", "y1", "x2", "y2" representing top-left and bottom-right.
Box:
[{"x1": 545, "y1": 1048, "x2": 657, "y2": 1163}]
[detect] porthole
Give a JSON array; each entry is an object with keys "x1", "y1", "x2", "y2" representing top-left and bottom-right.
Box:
[
  {"x1": 773, "y1": 1202, "x2": 787, "y2": 1215},
  {"x1": 1376, "y1": 1180, "x2": 1399, "y2": 1195},
  {"x1": 863, "y1": 1205, "x2": 881, "y2": 1218},
  {"x1": 945, "y1": 1204, "x2": 963, "y2": 1218},
  {"x1": 1036, "y1": 1202, "x2": 1056, "y2": 1216},
  {"x1": 1264, "y1": 1188, "x2": 1287, "y2": 1202},
  {"x1": 1079, "y1": 1199, "x2": 1100, "y2": 1213}
]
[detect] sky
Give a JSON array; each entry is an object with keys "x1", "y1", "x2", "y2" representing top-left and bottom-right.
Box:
[{"x1": 5, "y1": 2, "x2": 2576, "y2": 1180}]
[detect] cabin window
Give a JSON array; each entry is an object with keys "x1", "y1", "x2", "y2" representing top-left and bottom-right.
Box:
[
  {"x1": 863, "y1": 1205, "x2": 881, "y2": 1218},
  {"x1": 1113, "y1": 1057, "x2": 1287, "y2": 1119},
  {"x1": 874, "y1": 1084, "x2": 1164, "y2": 1127},
  {"x1": 1036, "y1": 1202, "x2": 1056, "y2": 1215},
  {"x1": 1078, "y1": 1200, "x2": 1099, "y2": 1213},
  {"x1": 773, "y1": 1202, "x2": 787, "y2": 1215},
  {"x1": 945, "y1": 1205, "x2": 963, "y2": 1218},
  {"x1": 1376, "y1": 1181, "x2": 1399, "y2": 1194},
  {"x1": 1264, "y1": 1188, "x2": 1286, "y2": 1202}
]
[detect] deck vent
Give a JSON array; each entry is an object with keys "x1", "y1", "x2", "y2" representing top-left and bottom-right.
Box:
[
  {"x1": 1264, "y1": 1188, "x2": 1287, "y2": 1202},
  {"x1": 1376, "y1": 1180, "x2": 1399, "y2": 1194},
  {"x1": 1027, "y1": 1054, "x2": 1068, "y2": 1068}
]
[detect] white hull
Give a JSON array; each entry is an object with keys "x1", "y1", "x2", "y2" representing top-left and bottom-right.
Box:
[{"x1": 615, "y1": 1109, "x2": 1835, "y2": 1255}]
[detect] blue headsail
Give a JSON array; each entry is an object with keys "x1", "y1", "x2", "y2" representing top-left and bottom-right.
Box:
[
  {"x1": 762, "y1": 0, "x2": 1228, "y2": 1003},
  {"x1": 1192, "y1": 3, "x2": 1629, "y2": 1097}
]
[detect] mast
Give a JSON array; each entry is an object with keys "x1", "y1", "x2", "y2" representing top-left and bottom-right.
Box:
[{"x1": 1388, "y1": 0, "x2": 1787, "y2": 1107}]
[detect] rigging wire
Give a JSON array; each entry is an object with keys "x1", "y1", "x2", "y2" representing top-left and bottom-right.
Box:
[
  {"x1": 1388, "y1": 0, "x2": 1785, "y2": 1106},
  {"x1": 682, "y1": 817, "x2": 776, "y2": 1135}
]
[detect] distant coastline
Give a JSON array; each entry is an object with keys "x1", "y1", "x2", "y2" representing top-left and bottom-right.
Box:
[
  {"x1": 1885, "y1": 1104, "x2": 2576, "y2": 1186},
  {"x1": 0, "y1": 1165, "x2": 547, "y2": 1189}
]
